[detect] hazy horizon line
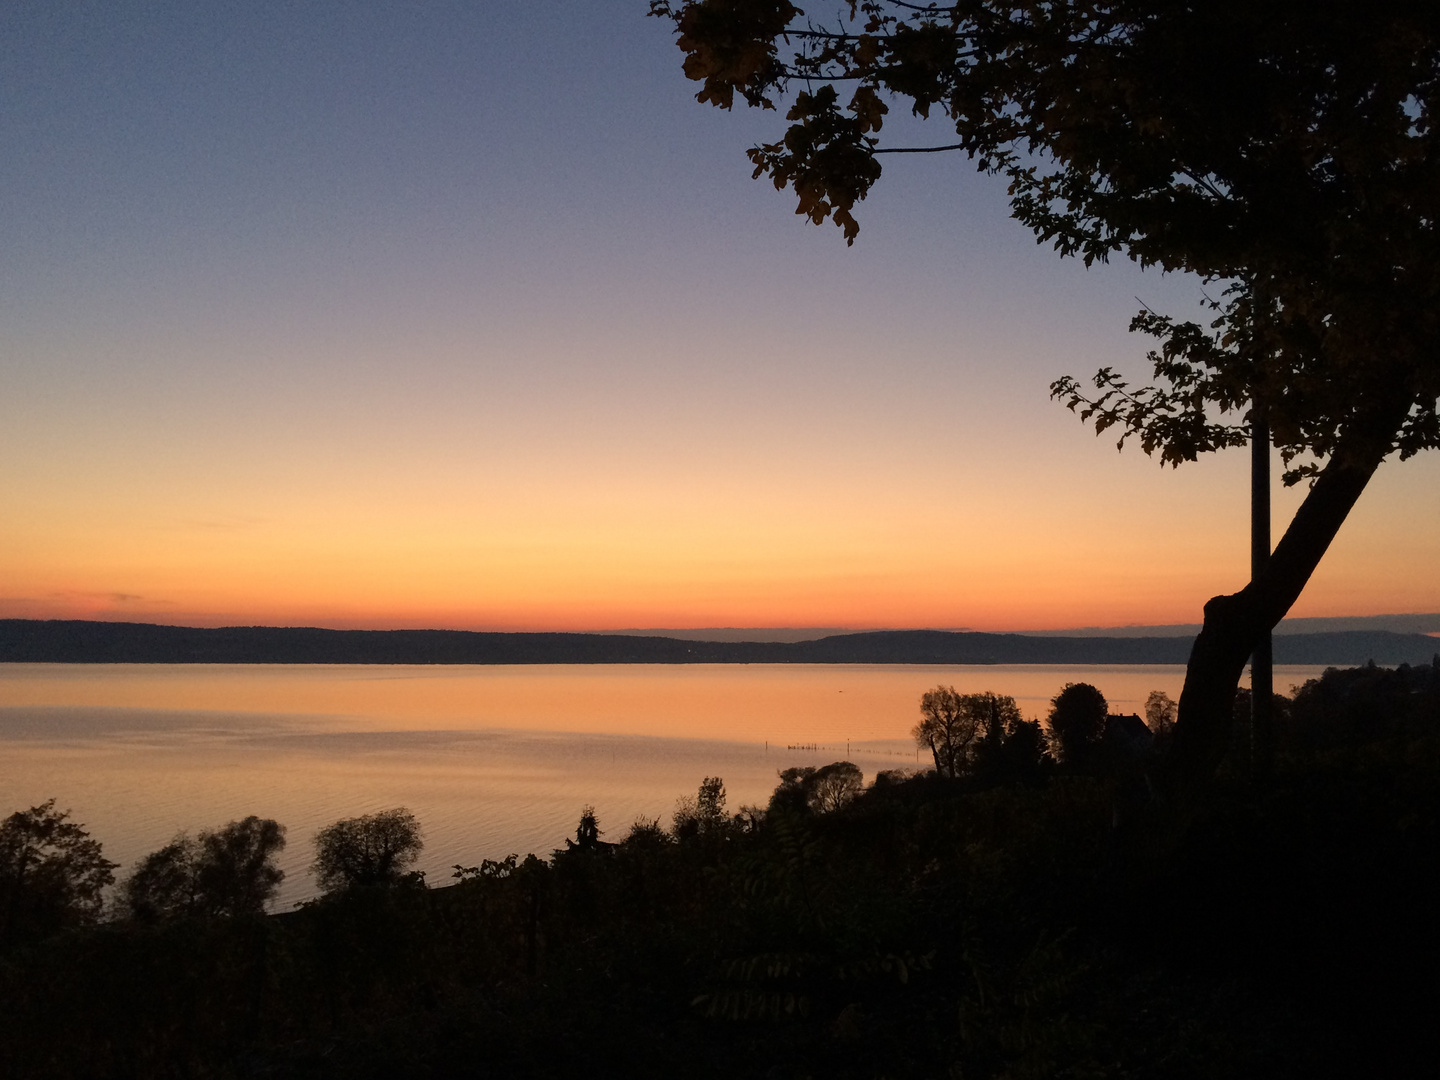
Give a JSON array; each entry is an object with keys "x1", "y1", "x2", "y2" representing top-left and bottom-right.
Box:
[
  {"x1": 11, "y1": 613, "x2": 1436, "y2": 642},
  {"x1": 596, "y1": 614, "x2": 1440, "y2": 641}
]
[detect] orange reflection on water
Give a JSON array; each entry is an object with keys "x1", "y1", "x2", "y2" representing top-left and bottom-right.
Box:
[{"x1": 0, "y1": 662, "x2": 1317, "y2": 743}]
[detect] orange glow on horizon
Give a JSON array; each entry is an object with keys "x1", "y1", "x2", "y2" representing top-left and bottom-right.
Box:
[{"x1": 6, "y1": 348, "x2": 1437, "y2": 635}]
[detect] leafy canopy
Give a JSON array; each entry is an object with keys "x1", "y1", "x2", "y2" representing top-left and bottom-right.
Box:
[
  {"x1": 772, "y1": 761, "x2": 864, "y2": 813},
  {"x1": 1046, "y1": 682, "x2": 1109, "y2": 764},
  {"x1": 312, "y1": 808, "x2": 423, "y2": 893},
  {"x1": 121, "y1": 816, "x2": 288, "y2": 920},
  {"x1": 674, "y1": 776, "x2": 730, "y2": 836},
  {"x1": 0, "y1": 800, "x2": 116, "y2": 944},
  {"x1": 650, "y1": 1, "x2": 1440, "y2": 481},
  {"x1": 914, "y1": 686, "x2": 1023, "y2": 778}
]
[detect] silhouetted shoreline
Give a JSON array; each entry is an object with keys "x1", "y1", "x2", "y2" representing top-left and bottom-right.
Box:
[{"x1": 3, "y1": 618, "x2": 1437, "y2": 666}]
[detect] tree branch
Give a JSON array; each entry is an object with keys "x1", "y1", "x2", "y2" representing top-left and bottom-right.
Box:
[{"x1": 873, "y1": 143, "x2": 965, "y2": 153}]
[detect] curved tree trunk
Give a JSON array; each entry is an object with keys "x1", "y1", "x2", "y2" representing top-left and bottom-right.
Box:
[{"x1": 1162, "y1": 422, "x2": 1402, "y2": 800}]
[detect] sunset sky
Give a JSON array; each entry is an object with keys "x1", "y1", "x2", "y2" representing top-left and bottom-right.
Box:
[{"x1": 4, "y1": 2, "x2": 1437, "y2": 633}]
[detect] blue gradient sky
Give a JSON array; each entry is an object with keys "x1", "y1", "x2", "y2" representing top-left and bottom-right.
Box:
[{"x1": 3, "y1": 1, "x2": 1436, "y2": 631}]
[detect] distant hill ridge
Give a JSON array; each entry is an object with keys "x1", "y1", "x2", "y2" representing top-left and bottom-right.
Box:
[{"x1": 3, "y1": 619, "x2": 1438, "y2": 667}]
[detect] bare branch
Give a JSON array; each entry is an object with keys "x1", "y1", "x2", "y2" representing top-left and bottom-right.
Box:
[{"x1": 872, "y1": 142, "x2": 965, "y2": 154}]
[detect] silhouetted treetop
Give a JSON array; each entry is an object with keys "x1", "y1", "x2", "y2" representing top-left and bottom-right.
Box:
[
  {"x1": 121, "y1": 835, "x2": 202, "y2": 922},
  {"x1": 1144, "y1": 690, "x2": 1177, "y2": 738},
  {"x1": 913, "y1": 685, "x2": 976, "y2": 778},
  {"x1": 195, "y1": 817, "x2": 287, "y2": 916},
  {"x1": 313, "y1": 808, "x2": 422, "y2": 893},
  {"x1": 674, "y1": 776, "x2": 730, "y2": 838},
  {"x1": 914, "y1": 686, "x2": 1024, "y2": 779},
  {"x1": 1046, "y1": 682, "x2": 1108, "y2": 765},
  {"x1": 0, "y1": 801, "x2": 115, "y2": 946}
]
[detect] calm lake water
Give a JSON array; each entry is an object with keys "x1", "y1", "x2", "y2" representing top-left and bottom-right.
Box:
[{"x1": 0, "y1": 662, "x2": 1326, "y2": 908}]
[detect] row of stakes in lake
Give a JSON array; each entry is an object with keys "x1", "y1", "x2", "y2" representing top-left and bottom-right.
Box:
[{"x1": 764, "y1": 741, "x2": 922, "y2": 760}]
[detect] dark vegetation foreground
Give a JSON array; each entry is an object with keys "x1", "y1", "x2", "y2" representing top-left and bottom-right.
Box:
[{"x1": 3, "y1": 664, "x2": 1439, "y2": 1079}]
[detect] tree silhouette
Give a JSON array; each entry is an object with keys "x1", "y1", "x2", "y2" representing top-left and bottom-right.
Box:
[
  {"x1": 988, "y1": 716, "x2": 1048, "y2": 783},
  {"x1": 120, "y1": 834, "x2": 202, "y2": 921},
  {"x1": 805, "y1": 761, "x2": 863, "y2": 813},
  {"x1": 914, "y1": 687, "x2": 1023, "y2": 778},
  {"x1": 1046, "y1": 683, "x2": 1109, "y2": 766},
  {"x1": 650, "y1": 1, "x2": 1440, "y2": 794},
  {"x1": 769, "y1": 765, "x2": 817, "y2": 813},
  {"x1": 0, "y1": 800, "x2": 115, "y2": 946},
  {"x1": 673, "y1": 776, "x2": 729, "y2": 838},
  {"x1": 913, "y1": 685, "x2": 979, "y2": 778},
  {"x1": 561, "y1": 805, "x2": 617, "y2": 857},
  {"x1": 769, "y1": 761, "x2": 864, "y2": 813},
  {"x1": 123, "y1": 820, "x2": 288, "y2": 919},
  {"x1": 968, "y1": 691, "x2": 1024, "y2": 766},
  {"x1": 193, "y1": 816, "x2": 287, "y2": 915},
  {"x1": 1144, "y1": 691, "x2": 1178, "y2": 741},
  {"x1": 312, "y1": 808, "x2": 422, "y2": 893}
]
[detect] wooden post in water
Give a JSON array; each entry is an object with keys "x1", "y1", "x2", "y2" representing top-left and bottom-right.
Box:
[{"x1": 1251, "y1": 406, "x2": 1274, "y2": 779}]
